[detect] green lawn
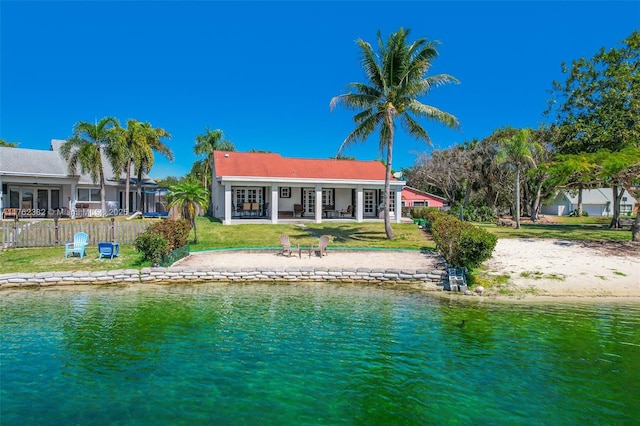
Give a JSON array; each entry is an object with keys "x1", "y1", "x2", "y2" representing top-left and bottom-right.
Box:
[{"x1": 0, "y1": 216, "x2": 634, "y2": 274}]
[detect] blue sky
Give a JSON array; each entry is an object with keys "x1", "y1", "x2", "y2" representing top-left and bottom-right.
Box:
[{"x1": 1, "y1": 1, "x2": 638, "y2": 179}]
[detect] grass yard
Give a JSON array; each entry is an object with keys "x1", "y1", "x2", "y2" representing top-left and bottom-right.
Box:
[{"x1": 1, "y1": 215, "x2": 635, "y2": 275}]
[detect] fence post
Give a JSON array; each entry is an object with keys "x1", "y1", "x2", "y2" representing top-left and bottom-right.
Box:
[
  {"x1": 111, "y1": 217, "x2": 115, "y2": 243},
  {"x1": 54, "y1": 217, "x2": 59, "y2": 245},
  {"x1": 13, "y1": 217, "x2": 19, "y2": 247}
]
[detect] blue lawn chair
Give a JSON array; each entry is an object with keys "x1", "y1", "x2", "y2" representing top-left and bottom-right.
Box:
[
  {"x1": 98, "y1": 242, "x2": 120, "y2": 259},
  {"x1": 65, "y1": 232, "x2": 89, "y2": 258}
]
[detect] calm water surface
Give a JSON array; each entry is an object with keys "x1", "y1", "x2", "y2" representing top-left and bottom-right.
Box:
[{"x1": 1, "y1": 283, "x2": 639, "y2": 425}]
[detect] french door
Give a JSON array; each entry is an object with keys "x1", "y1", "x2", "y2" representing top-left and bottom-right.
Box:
[{"x1": 363, "y1": 190, "x2": 376, "y2": 217}]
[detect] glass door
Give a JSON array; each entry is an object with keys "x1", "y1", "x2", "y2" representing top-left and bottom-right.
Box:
[
  {"x1": 302, "y1": 188, "x2": 316, "y2": 217},
  {"x1": 364, "y1": 190, "x2": 376, "y2": 216}
]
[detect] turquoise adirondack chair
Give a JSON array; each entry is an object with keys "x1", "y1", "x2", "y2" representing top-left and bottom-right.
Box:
[{"x1": 65, "y1": 232, "x2": 89, "y2": 258}]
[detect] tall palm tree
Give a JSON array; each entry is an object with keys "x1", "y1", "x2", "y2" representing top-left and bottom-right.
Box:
[
  {"x1": 133, "y1": 122, "x2": 173, "y2": 213},
  {"x1": 167, "y1": 181, "x2": 210, "y2": 244},
  {"x1": 496, "y1": 128, "x2": 537, "y2": 229},
  {"x1": 330, "y1": 28, "x2": 460, "y2": 238},
  {"x1": 60, "y1": 117, "x2": 121, "y2": 217},
  {"x1": 194, "y1": 127, "x2": 235, "y2": 215}
]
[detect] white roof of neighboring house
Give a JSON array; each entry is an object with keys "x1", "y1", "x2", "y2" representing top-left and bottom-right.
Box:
[{"x1": 564, "y1": 188, "x2": 637, "y2": 205}]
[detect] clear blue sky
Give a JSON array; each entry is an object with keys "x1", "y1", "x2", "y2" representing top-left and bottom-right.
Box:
[{"x1": 1, "y1": 1, "x2": 638, "y2": 179}]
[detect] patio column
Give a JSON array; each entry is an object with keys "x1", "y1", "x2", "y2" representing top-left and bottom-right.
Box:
[
  {"x1": 0, "y1": 176, "x2": 3, "y2": 211},
  {"x1": 356, "y1": 185, "x2": 364, "y2": 223},
  {"x1": 315, "y1": 185, "x2": 322, "y2": 223},
  {"x1": 394, "y1": 186, "x2": 402, "y2": 223},
  {"x1": 223, "y1": 184, "x2": 232, "y2": 225},
  {"x1": 271, "y1": 185, "x2": 279, "y2": 224},
  {"x1": 70, "y1": 182, "x2": 77, "y2": 219}
]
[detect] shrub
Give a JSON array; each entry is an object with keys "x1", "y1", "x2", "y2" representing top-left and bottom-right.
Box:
[
  {"x1": 135, "y1": 232, "x2": 169, "y2": 264},
  {"x1": 424, "y1": 209, "x2": 497, "y2": 269},
  {"x1": 147, "y1": 219, "x2": 191, "y2": 251},
  {"x1": 134, "y1": 219, "x2": 190, "y2": 264}
]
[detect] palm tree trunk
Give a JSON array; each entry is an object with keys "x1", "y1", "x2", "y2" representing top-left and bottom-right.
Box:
[
  {"x1": 124, "y1": 158, "x2": 132, "y2": 214},
  {"x1": 383, "y1": 110, "x2": 395, "y2": 239},
  {"x1": 515, "y1": 166, "x2": 521, "y2": 229},
  {"x1": 632, "y1": 209, "x2": 640, "y2": 242}
]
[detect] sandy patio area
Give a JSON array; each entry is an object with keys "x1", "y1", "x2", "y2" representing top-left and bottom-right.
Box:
[{"x1": 174, "y1": 239, "x2": 639, "y2": 298}]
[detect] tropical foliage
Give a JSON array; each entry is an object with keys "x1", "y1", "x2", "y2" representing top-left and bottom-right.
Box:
[
  {"x1": 113, "y1": 119, "x2": 173, "y2": 214},
  {"x1": 60, "y1": 117, "x2": 122, "y2": 217},
  {"x1": 331, "y1": 27, "x2": 459, "y2": 239},
  {"x1": 167, "y1": 181, "x2": 210, "y2": 243},
  {"x1": 193, "y1": 127, "x2": 235, "y2": 215}
]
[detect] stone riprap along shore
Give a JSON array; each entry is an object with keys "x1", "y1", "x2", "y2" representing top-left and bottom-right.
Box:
[{"x1": 0, "y1": 265, "x2": 448, "y2": 289}]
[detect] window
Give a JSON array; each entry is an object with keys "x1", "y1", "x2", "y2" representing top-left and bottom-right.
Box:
[
  {"x1": 413, "y1": 201, "x2": 429, "y2": 207},
  {"x1": 78, "y1": 188, "x2": 100, "y2": 202},
  {"x1": 322, "y1": 189, "x2": 334, "y2": 206},
  {"x1": 280, "y1": 187, "x2": 290, "y2": 198}
]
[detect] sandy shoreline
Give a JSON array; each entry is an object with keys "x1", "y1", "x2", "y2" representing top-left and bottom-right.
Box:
[{"x1": 175, "y1": 239, "x2": 640, "y2": 298}]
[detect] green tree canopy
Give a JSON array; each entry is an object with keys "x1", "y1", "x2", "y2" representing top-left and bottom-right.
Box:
[
  {"x1": 546, "y1": 30, "x2": 640, "y2": 154},
  {"x1": 193, "y1": 127, "x2": 235, "y2": 216}
]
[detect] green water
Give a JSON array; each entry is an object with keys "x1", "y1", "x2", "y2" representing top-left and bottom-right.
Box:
[{"x1": 1, "y1": 284, "x2": 639, "y2": 425}]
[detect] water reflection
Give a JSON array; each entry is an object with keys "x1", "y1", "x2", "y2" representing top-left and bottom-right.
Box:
[{"x1": 1, "y1": 284, "x2": 639, "y2": 425}]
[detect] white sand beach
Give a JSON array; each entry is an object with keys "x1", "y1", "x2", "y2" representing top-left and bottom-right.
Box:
[{"x1": 174, "y1": 238, "x2": 640, "y2": 298}]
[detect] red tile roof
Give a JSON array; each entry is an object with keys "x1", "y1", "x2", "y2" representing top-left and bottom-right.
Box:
[{"x1": 214, "y1": 151, "x2": 397, "y2": 181}]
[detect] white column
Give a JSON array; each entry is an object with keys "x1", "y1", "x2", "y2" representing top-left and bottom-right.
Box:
[
  {"x1": 315, "y1": 185, "x2": 322, "y2": 223},
  {"x1": 394, "y1": 186, "x2": 402, "y2": 223},
  {"x1": 224, "y1": 184, "x2": 232, "y2": 225},
  {"x1": 356, "y1": 185, "x2": 364, "y2": 223},
  {"x1": 271, "y1": 185, "x2": 279, "y2": 224},
  {"x1": 70, "y1": 183, "x2": 77, "y2": 219}
]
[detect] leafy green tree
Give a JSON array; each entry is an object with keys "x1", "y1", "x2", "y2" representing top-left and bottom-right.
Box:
[
  {"x1": 60, "y1": 117, "x2": 122, "y2": 217},
  {"x1": 496, "y1": 128, "x2": 540, "y2": 229},
  {"x1": 167, "y1": 181, "x2": 210, "y2": 244},
  {"x1": 154, "y1": 176, "x2": 184, "y2": 189},
  {"x1": 0, "y1": 139, "x2": 19, "y2": 147},
  {"x1": 193, "y1": 127, "x2": 235, "y2": 215},
  {"x1": 331, "y1": 28, "x2": 459, "y2": 238},
  {"x1": 546, "y1": 31, "x2": 640, "y2": 154}
]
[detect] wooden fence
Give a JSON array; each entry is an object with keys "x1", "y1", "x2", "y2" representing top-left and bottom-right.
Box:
[{"x1": 1, "y1": 218, "x2": 152, "y2": 249}]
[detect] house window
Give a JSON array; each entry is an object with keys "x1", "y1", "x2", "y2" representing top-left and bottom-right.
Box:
[
  {"x1": 78, "y1": 188, "x2": 100, "y2": 202},
  {"x1": 413, "y1": 201, "x2": 429, "y2": 207},
  {"x1": 280, "y1": 187, "x2": 290, "y2": 198},
  {"x1": 322, "y1": 189, "x2": 334, "y2": 206}
]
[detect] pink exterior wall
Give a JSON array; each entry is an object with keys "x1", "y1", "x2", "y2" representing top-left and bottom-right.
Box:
[{"x1": 401, "y1": 188, "x2": 445, "y2": 208}]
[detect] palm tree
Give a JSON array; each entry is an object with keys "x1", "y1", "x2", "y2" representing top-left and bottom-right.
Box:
[
  {"x1": 496, "y1": 128, "x2": 537, "y2": 229},
  {"x1": 194, "y1": 127, "x2": 235, "y2": 215},
  {"x1": 113, "y1": 120, "x2": 173, "y2": 214},
  {"x1": 133, "y1": 123, "x2": 173, "y2": 213},
  {"x1": 330, "y1": 28, "x2": 460, "y2": 238},
  {"x1": 60, "y1": 117, "x2": 121, "y2": 217},
  {"x1": 167, "y1": 181, "x2": 210, "y2": 244}
]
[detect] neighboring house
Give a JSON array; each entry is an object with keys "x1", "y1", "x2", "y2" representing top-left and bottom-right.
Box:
[
  {"x1": 211, "y1": 151, "x2": 406, "y2": 225},
  {"x1": 0, "y1": 140, "x2": 160, "y2": 218},
  {"x1": 541, "y1": 188, "x2": 638, "y2": 217},
  {"x1": 401, "y1": 186, "x2": 446, "y2": 209}
]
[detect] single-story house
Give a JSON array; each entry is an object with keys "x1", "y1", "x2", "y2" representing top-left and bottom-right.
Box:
[
  {"x1": 541, "y1": 188, "x2": 638, "y2": 217},
  {"x1": 401, "y1": 186, "x2": 446, "y2": 208},
  {"x1": 211, "y1": 151, "x2": 406, "y2": 225},
  {"x1": 0, "y1": 140, "x2": 161, "y2": 218}
]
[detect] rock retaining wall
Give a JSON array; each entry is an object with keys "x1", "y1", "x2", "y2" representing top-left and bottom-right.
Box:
[{"x1": 0, "y1": 266, "x2": 448, "y2": 289}]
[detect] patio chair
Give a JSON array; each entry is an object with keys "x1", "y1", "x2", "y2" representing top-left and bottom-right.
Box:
[
  {"x1": 313, "y1": 235, "x2": 330, "y2": 257},
  {"x1": 280, "y1": 234, "x2": 294, "y2": 257},
  {"x1": 293, "y1": 204, "x2": 304, "y2": 217},
  {"x1": 98, "y1": 242, "x2": 120, "y2": 259},
  {"x1": 242, "y1": 202, "x2": 251, "y2": 218},
  {"x1": 251, "y1": 202, "x2": 260, "y2": 217},
  {"x1": 339, "y1": 205, "x2": 353, "y2": 218},
  {"x1": 65, "y1": 232, "x2": 89, "y2": 259}
]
